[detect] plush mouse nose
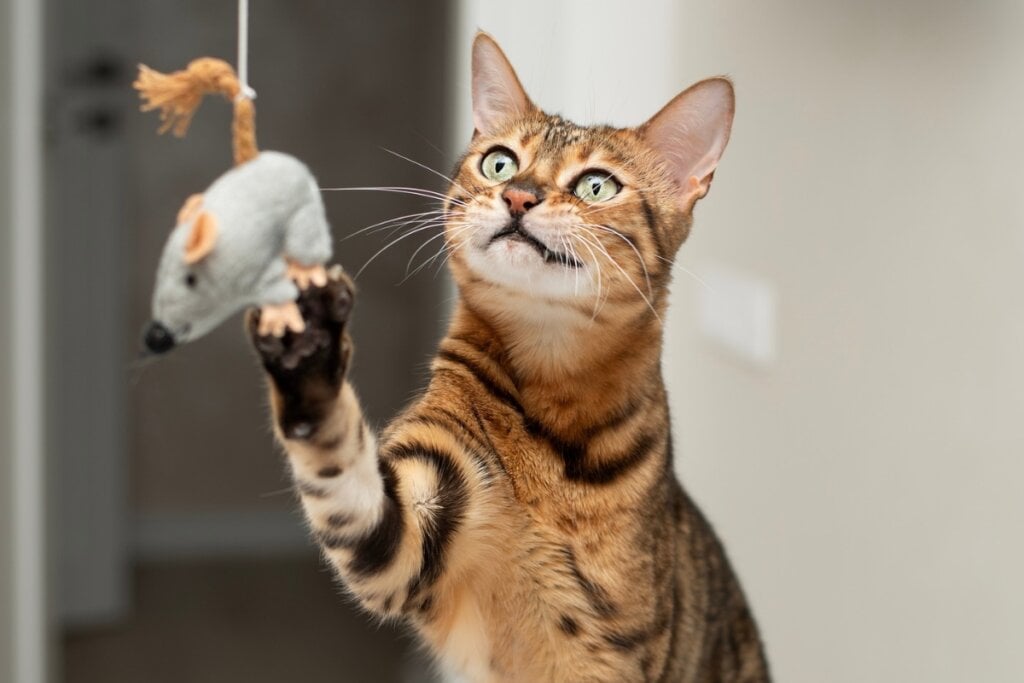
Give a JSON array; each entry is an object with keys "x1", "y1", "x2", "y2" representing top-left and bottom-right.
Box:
[
  {"x1": 502, "y1": 187, "x2": 540, "y2": 215},
  {"x1": 143, "y1": 321, "x2": 176, "y2": 354}
]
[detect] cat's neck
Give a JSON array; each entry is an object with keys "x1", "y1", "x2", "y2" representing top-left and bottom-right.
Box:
[{"x1": 446, "y1": 292, "x2": 665, "y2": 436}]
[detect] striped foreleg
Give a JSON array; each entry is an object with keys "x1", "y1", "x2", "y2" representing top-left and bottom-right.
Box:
[{"x1": 249, "y1": 271, "x2": 494, "y2": 619}]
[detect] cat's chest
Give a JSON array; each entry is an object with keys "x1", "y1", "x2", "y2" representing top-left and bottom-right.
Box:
[
  {"x1": 418, "y1": 423, "x2": 672, "y2": 681},
  {"x1": 485, "y1": 412, "x2": 658, "y2": 523},
  {"x1": 427, "y1": 538, "x2": 651, "y2": 683}
]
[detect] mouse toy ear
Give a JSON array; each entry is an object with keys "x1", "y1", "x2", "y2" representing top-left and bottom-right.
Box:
[
  {"x1": 184, "y1": 211, "x2": 218, "y2": 264},
  {"x1": 176, "y1": 193, "x2": 204, "y2": 226}
]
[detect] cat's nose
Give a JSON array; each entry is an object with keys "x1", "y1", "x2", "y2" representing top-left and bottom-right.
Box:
[{"x1": 503, "y1": 187, "x2": 540, "y2": 215}]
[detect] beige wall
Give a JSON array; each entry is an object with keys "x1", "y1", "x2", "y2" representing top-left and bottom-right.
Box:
[
  {"x1": 457, "y1": 1, "x2": 1024, "y2": 680},
  {"x1": 664, "y1": 2, "x2": 1024, "y2": 681}
]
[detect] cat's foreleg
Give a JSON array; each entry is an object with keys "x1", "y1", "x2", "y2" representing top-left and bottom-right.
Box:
[{"x1": 248, "y1": 270, "x2": 491, "y2": 620}]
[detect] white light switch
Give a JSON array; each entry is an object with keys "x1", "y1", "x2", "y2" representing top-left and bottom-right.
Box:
[{"x1": 697, "y1": 265, "x2": 777, "y2": 365}]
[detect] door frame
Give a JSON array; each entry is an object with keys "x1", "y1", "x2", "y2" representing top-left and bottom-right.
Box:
[{"x1": 5, "y1": 0, "x2": 49, "y2": 680}]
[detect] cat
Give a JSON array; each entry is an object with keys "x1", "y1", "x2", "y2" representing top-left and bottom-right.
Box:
[{"x1": 248, "y1": 32, "x2": 770, "y2": 683}]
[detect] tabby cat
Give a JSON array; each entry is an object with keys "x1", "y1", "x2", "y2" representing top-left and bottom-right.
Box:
[{"x1": 248, "y1": 33, "x2": 770, "y2": 682}]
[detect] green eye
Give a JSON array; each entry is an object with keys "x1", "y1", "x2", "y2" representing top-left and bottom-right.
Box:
[
  {"x1": 480, "y1": 148, "x2": 519, "y2": 182},
  {"x1": 573, "y1": 172, "x2": 621, "y2": 203}
]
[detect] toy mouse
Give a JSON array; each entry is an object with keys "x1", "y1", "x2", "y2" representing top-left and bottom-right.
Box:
[{"x1": 135, "y1": 58, "x2": 331, "y2": 354}]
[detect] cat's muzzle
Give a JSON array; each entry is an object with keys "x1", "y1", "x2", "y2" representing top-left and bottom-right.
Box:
[{"x1": 489, "y1": 220, "x2": 582, "y2": 269}]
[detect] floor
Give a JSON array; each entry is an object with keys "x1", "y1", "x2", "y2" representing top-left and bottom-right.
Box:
[{"x1": 63, "y1": 557, "x2": 434, "y2": 683}]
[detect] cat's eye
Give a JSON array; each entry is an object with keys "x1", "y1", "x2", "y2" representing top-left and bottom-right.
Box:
[
  {"x1": 185, "y1": 273, "x2": 197, "y2": 289},
  {"x1": 480, "y1": 148, "x2": 519, "y2": 183},
  {"x1": 573, "y1": 172, "x2": 621, "y2": 203}
]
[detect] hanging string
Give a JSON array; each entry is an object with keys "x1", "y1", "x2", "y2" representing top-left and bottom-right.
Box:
[
  {"x1": 135, "y1": 1, "x2": 259, "y2": 164},
  {"x1": 237, "y1": 0, "x2": 256, "y2": 99}
]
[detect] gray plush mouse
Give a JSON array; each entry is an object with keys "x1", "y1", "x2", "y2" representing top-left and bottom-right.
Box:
[
  {"x1": 135, "y1": 58, "x2": 333, "y2": 354},
  {"x1": 144, "y1": 151, "x2": 332, "y2": 353}
]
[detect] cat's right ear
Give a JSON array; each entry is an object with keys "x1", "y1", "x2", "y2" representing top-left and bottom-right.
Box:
[{"x1": 471, "y1": 32, "x2": 534, "y2": 135}]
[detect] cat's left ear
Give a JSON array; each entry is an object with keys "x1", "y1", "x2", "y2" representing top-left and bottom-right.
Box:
[
  {"x1": 471, "y1": 32, "x2": 534, "y2": 135},
  {"x1": 641, "y1": 78, "x2": 734, "y2": 209}
]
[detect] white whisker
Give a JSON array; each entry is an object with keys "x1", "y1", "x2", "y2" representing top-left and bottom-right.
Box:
[
  {"x1": 588, "y1": 223, "x2": 654, "y2": 299},
  {"x1": 355, "y1": 219, "x2": 460, "y2": 279},
  {"x1": 404, "y1": 224, "x2": 478, "y2": 282},
  {"x1": 379, "y1": 147, "x2": 474, "y2": 198},
  {"x1": 343, "y1": 209, "x2": 451, "y2": 241},
  {"x1": 570, "y1": 233, "x2": 606, "y2": 320},
  {"x1": 573, "y1": 228, "x2": 662, "y2": 324},
  {"x1": 320, "y1": 185, "x2": 466, "y2": 206},
  {"x1": 404, "y1": 222, "x2": 475, "y2": 275}
]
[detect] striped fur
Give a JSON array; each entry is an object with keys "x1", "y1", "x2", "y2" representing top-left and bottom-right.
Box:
[{"x1": 251, "y1": 34, "x2": 769, "y2": 683}]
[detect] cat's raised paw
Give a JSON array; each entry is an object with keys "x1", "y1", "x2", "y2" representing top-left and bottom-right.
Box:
[{"x1": 247, "y1": 265, "x2": 354, "y2": 376}]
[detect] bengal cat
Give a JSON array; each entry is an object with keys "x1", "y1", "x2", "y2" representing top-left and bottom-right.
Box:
[{"x1": 248, "y1": 32, "x2": 770, "y2": 683}]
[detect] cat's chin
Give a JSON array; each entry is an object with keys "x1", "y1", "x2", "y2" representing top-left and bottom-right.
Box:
[{"x1": 463, "y1": 238, "x2": 593, "y2": 300}]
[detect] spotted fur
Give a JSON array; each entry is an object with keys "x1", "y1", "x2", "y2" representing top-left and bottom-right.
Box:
[{"x1": 251, "y1": 33, "x2": 769, "y2": 682}]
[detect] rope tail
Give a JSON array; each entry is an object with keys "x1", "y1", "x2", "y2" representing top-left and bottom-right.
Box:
[{"x1": 134, "y1": 57, "x2": 258, "y2": 166}]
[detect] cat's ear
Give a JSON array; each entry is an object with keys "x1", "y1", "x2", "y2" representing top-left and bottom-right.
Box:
[
  {"x1": 471, "y1": 32, "x2": 534, "y2": 135},
  {"x1": 642, "y1": 78, "x2": 734, "y2": 209}
]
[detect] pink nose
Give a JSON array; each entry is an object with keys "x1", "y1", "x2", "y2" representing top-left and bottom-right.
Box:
[{"x1": 503, "y1": 187, "x2": 539, "y2": 214}]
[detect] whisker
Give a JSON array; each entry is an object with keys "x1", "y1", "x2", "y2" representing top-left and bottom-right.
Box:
[
  {"x1": 370, "y1": 213, "x2": 452, "y2": 242},
  {"x1": 588, "y1": 223, "x2": 654, "y2": 299},
  {"x1": 672, "y1": 260, "x2": 715, "y2": 292},
  {"x1": 379, "y1": 147, "x2": 474, "y2": 198},
  {"x1": 436, "y1": 231, "x2": 474, "y2": 273},
  {"x1": 576, "y1": 233, "x2": 613, "y2": 319},
  {"x1": 404, "y1": 227, "x2": 453, "y2": 275},
  {"x1": 405, "y1": 242, "x2": 450, "y2": 281},
  {"x1": 354, "y1": 220, "x2": 460, "y2": 279},
  {"x1": 320, "y1": 185, "x2": 465, "y2": 206},
  {"x1": 640, "y1": 251, "x2": 715, "y2": 293},
  {"x1": 578, "y1": 212, "x2": 713, "y2": 293},
  {"x1": 569, "y1": 233, "x2": 605, "y2": 319},
  {"x1": 573, "y1": 228, "x2": 662, "y2": 324},
  {"x1": 403, "y1": 222, "x2": 475, "y2": 278},
  {"x1": 562, "y1": 234, "x2": 579, "y2": 298},
  {"x1": 410, "y1": 133, "x2": 447, "y2": 160},
  {"x1": 343, "y1": 209, "x2": 451, "y2": 241},
  {"x1": 403, "y1": 224, "x2": 478, "y2": 282}
]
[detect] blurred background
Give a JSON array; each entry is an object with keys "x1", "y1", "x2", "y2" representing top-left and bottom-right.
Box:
[{"x1": 3, "y1": 1, "x2": 1023, "y2": 682}]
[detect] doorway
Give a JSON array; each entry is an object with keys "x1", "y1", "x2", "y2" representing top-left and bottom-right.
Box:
[{"x1": 48, "y1": 2, "x2": 453, "y2": 681}]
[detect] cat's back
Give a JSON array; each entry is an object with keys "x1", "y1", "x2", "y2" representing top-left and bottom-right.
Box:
[{"x1": 664, "y1": 481, "x2": 772, "y2": 681}]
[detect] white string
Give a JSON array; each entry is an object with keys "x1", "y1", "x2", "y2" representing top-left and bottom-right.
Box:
[{"x1": 237, "y1": 0, "x2": 256, "y2": 99}]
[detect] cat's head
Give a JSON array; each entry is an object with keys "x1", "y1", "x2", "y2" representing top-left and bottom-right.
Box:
[{"x1": 445, "y1": 33, "x2": 734, "y2": 318}]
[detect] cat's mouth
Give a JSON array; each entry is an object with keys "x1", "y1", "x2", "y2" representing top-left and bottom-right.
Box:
[{"x1": 488, "y1": 221, "x2": 582, "y2": 269}]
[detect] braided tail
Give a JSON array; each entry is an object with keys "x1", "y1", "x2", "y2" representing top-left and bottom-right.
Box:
[{"x1": 134, "y1": 57, "x2": 258, "y2": 166}]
